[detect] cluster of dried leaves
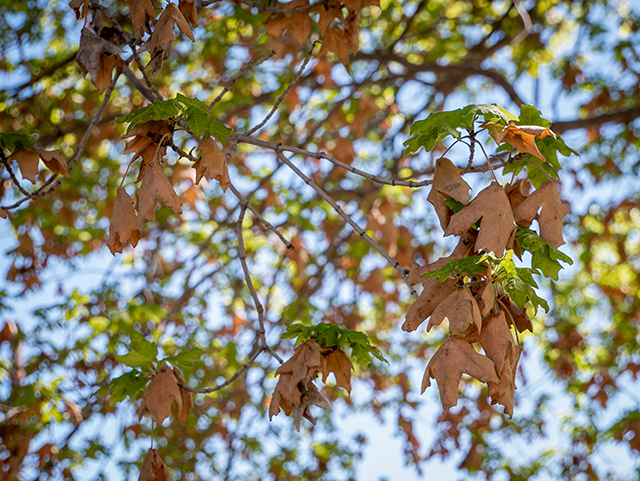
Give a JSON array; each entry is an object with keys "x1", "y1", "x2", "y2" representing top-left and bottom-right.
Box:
[
  {"x1": 269, "y1": 340, "x2": 353, "y2": 431},
  {"x1": 406, "y1": 154, "x2": 569, "y2": 416}
]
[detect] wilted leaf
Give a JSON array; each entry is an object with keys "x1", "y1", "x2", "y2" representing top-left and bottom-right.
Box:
[
  {"x1": 195, "y1": 137, "x2": 230, "y2": 191},
  {"x1": 292, "y1": 382, "x2": 331, "y2": 432},
  {"x1": 446, "y1": 182, "x2": 516, "y2": 256},
  {"x1": 320, "y1": 348, "x2": 353, "y2": 393},
  {"x1": 403, "y1": 277, "x2": 457, "y2": 332},
  {"x1": 139, "y1": 448, "x2": 173, "y2": 481},
  {"x1": 141, "y1": 3, "x2": 194, "y2": 56},
  {"x1": 136, "y1": 159, "x2": 183, "y2": 228},
  {"x1": 140, "y1": 366, "x2": 182, "y2": 424},
  {"x1": 76, "y1": 28, "x2": 123, "y2": 86},
  {"x1": 427, "y1": 157, "x2": 471, "y2": 230},
  {"x1": 421, "y1": 336, "x2": 499, "y2": 412},
  {"x1": 427, "y1": 285, "x2": 482, "y2": 334},
  {"x1": 131, "y1": 0, "x2": 157, "y2": 39},
  {"x1": 69, "y1": 0, "x2": 90, "y2": 19},
  {"x1": 107, "y1": 188, "x2": 141, "y2": 255}
]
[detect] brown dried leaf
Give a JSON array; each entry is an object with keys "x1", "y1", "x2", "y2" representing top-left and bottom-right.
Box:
[
  {"x1": 131, "y1": 0, "x2": 157, "y2": 39},
  {"x1": 9, "y1": 149, "x2": 40, "y2": 184},
  {"x1": 320, "y1": 348, "x2": 353, "y2": 393},
  {"x1": 421, "y1": 337, "x2": 500, "y2": 412},
  {"x1": 136, "y1": 159, "x2": 183, "y2": 229},
  {"x1": 76, "y1": 28, "x2": 123, "y2": 85},
  {"x1": 95, "y1": 53, "x2": 124, "y2": 94},
  {"x1": 178, "y1": 0, "x2": 198, "y2": 28},
  {"x1": 476, "y1": 311, "x2": 514, "y2": 375},
  {"x1": 403, "y1": 277, "x2": 457, "y2": 332},
  {"x1": 427, "y1": 157, "x2": 471, "y2": 230},
  {"x1": 505, "y1": 299, "x2": 533, "y2": 333},
  {"x1": 477, "y1": 280, "x2": 495, "y2": 318},
  {"x1": 36, "y1": 149, "x2": 70, "y2": 178},
  {"x1": 141, "y1": 3, "x2": 194, "y2": 55},
  {"x1": 512, "y1": 180, "x2": 569, "y2": 248},
  {"x1": 0, "y1": 208, "x2": 6, "y2": 219},
  {"x1": 172, "y1": 368, "x2": 193, "y2": 426},
  {"x1": 323, "y1": 27, "x2": 350, "y2": 67},
  {"x1": 505, "y1": 178, "x2": 531, "y2": 212},
  {"x1": 141, "y1": 366, "x2": 182, "y2": 425},
  {"x1": 446, "y1": 182, "x2": 516, "y2": 256},
  {"x1": 487, "y1": 122, "x2": 556, "y2": 162},
  {"x1": 428, "y1": 285, "x2": 482, "y2": 335},
  {"x1": 63, "y1": 399, "x2": 83, "y2": 424},
  {"x1": 107, "y1": 188, "x2": 141, "y2": 255},
  {"x1": 487, "y1": 344, "x2": 522, "y2": 417},
  {"x1": 139, "y1": 448, "x2": 173, "y2": 481},
  {"x1": 265, "y1": 8, "x2": 311, "y2": 48},
  {"x1": 69, "y1": 0, "x2": 90, "y2": 19},
  {"x1": 195, "y1": 137, "x2": 230, "y2": 191},
  {"x1": 292, "y1": 382, "x2": 331, "y2": 432}
]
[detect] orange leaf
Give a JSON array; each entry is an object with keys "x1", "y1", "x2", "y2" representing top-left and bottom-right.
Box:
[
  {"x1": 95, "y1": 53, "x2": 124, "y2": 94},
  {"x1": 130, "y1": 0, "x2": 157, "y2": 39},
  {"x1": 107, "y1": 187, "x2": 141, "y2": 255},
  {"x1": 487, "y1": 122, "x2": 556, "y2": 162},
  {"x1": 323, "y1": 27, "x2": 350, "y2": 67}
]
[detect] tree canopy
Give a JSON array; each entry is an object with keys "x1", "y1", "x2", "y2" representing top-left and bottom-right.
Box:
[{"x1": 1, "y1": 0, "x2": 640, "y2": 479}]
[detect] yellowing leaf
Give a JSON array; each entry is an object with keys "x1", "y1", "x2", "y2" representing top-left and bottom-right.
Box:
[
  {"x1": 140, "y1": 366, "x2": 182, "y2": 425},
  {"x1": 446, "y1": 182, "x2": 516, "y2": 256},
  {"x1": 141, "y1": 3, "x2": 195, "y2": 56},
  {"x1": 421, "y1": 336, "x2": 499, "y2": 412},
  {"x1": 512, "y1": 180, "x2": 569, "y2": 248},
  {"x1": 107, "y1": 187, "x2": 141, "y2": 255},
  {"x1": 139, "y1": 448, "x2": 173, "y2": 481},
  {"x1": 136, "y1": 159, "x2": 183, "y2": 229},
  {"x1": 195, "y1": 137, "x2": 230, "y2": 192},
  {"x1": 486, "y1": 122, "x2": 556, "y2": 162},
  {"x1": 427, "y1": 285, "x2": 482, "y2": 334},
  {"x1": 427, "y1": 157, "x2": 471, "y2": 230}
]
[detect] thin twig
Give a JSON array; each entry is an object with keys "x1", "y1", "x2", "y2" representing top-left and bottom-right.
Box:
[
  {"x1": 275, "y1": 149, "x2": 419, "y2": 300},
  {"x1": 246, "y1": 41, "x2": 319, "y2": 136}
]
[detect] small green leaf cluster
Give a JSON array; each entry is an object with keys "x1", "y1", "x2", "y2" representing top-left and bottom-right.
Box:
[
  {"x1": 115, "y1": 94, "x2": 233, "y2": 143},
  {"x1": 0, "y1": 129, "x2": 37, "y2": 152},
  {"x1": 96, "y1": 331, "x2": 204, "y2": 405},
  {"x1": 422, "y1": 255, "x2": 486, "y2": 282},
  {"x1": 515, "y1": 226, "x2": 573, "y2": 280},
  {"x1": 282, "y1": 323, "x2": 387, "y2": 367}
]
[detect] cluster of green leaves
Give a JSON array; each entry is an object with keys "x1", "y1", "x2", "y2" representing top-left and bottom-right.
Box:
[
  {"x1": 515, "y1": 226, "x2": 573, "y2": 280},
  {"x1": 116, "y1": 94, "x2": 233, "y2": 142},
  {"x1": 96, "y1": 331, "x2": 204, "y2": 405},
  {"x1": 0, "y1": 129, "x2": 37, "y2": 152},
  {"x1": 282, "y1": 323, "x2": 387, "y2": 368},
  {"x1": 422, "y1": 256, "x2": 486, "y2": 282}
]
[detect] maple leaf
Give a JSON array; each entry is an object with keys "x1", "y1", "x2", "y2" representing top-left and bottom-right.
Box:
[
  {"x1": 474, "y1": 311, "x2": 515, "y2": 375},
  {"x1": 139, "y1": 448, "x2": 173, "y2": 481},
  {"x1": 505, "y1": 178, "x2": 531, "y2": 211},
  {"x1": 403, "y1": 277, "x2": 457, "y2": 332},
  {"x1": 446, "y1": 182, "x2": 516, "y2": 256},
  {"x1": 477, "y1": 280, "x2": 495, "y2": 318},
  {"x1": 140, "y1": 366, "x2": 182, "y2": 425},
  {"x1": 141, "y1": 3, "x2": 195, "y2": 56},
  {"x1": 178, "y1": 0, "x2": 198, "y2": 28},
  {"x1": 76, "y1": 28, "x2": 123, "y2": 86},
  {"x1": 421, "y1": 336, "x2": 499, "y2": 412},
  {"x1": 323, "y1": 27, "x2": 350, "y2": 67},
  {"x1": 107, "y1": 187, "x2": 142, "y2": 255},
  {"x1": 172, "y1": 368, "x2": 193, "y2": 426},
  {"x1": 131, "y1": 0, "x2": 157, "y2": 39},
  {"x1": 194, "y1": 137, "x2": 230, "y2": 192},
  {"x1": 504, "y1": 298, "x2": 533, "y2": 333},
  {"x1": 486, "y1": 122, "x2": 556, "y2": 162},
  {"x1": 427, "y1": 285, "x2": 482, "y2": 334},
  {"x1": 512, "y1": 180, "x2": 569, "y2": 248},
  {"x1": 320, "y1": 348, "x2": 353, "y2": 393},
  {"x1": 9, "y1": 149, "x2": 40, "y2": 183},
  {"x1": 292, "y1": 382, "x2": 331, "y2": 432},
  {"x1": 136, "y1": 159, "x2": 183, "y2": 229},
  {"x1": 265, "y1": 2, "x2": 311, "y2": 48},
  {"x1": 69, "y1": 0, "x2": 90, "y2": 19},
  {"x1": 487, "y1": 343, "x2": 522, "y2": 417},
  {"x1": 427, "y1": 157, "x2": 471, "y2": 230},
  {"x1": 95, "y1": 53, "x2": 124, "y2": 94},
  {"x1": 36, "y1": 149, "x2": 70, "y2": 178}
]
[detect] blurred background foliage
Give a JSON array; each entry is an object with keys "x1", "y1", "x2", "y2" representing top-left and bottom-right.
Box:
[{"x1": 1, "y1": 0, "x2": 640, "y2": 479}]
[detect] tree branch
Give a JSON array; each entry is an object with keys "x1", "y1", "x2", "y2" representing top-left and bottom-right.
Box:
[{"x1": 552, "y1": 105, "x2": 640, "y2": 133}]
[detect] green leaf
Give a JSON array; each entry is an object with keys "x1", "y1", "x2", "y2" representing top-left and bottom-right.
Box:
[
  {"x1": 422, "y1": 255, "x2": 486, "y2": 282},
  {"x1": 170, "y1": 347, "x2": 205, "y2": 366},
  {"x1": 0, "y1": 129, "x2": 38, "y2": 151},
  {"x1": 314, "y1": 323, "x2": 341, "y2": 348},
  {"x1": 175, "y1": 94, "x2": 233, "y2": 142},
  {"x1": 443, "y1": 198, "x2": 465, "y2": 214},
  {"x1": 115, "y1": 99, "x2": 180, "y2": 133},
  {"x1": 116, "y1": 351, "x2": 153, "y2": 368},
  {"x1": 129, "y1": 331, "x2": 158, "y2": 361},
  {"x1": 517, "y1": 105, "x2": 551, "y2": 128},
  {"x1": 537, "y1": 136, "x2": 578, "y2": 169},
  {"x1": 100, "y1": 370, "x2": 149, "y2": 406},
  {"x1": 516, "y1": 226, "x2": 573, "y2": 280}
]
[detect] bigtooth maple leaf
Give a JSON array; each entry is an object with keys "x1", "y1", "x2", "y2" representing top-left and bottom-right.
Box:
[
  {"x1": 107, "y1": 187, "x2": 141, "y2": 255},
  {"x1": 421, "y1": 336, "x2": 500, "y2": 412},
  {"x1": 427, "y1": 285, "x2": 482, "y2": 335},
  {"x1": 136, "y1": 159, "x2": 183, "y2": 229},
  {"x1": 446, "y1": 182, "x2": 516, "y2": 256},
  {"x1": 320, "y1": 348, "x2": 353, "y2": 393},
  {"x1": 474, "y1": 311, "x2": 515, "y2": 375},
  {"x1": 131, "y1": 0, "x2": 157, "y2": 39},
  {"x1": 403, "y1": 277, "x2": 457, "y2": 332},
  {"x1": 194, "y1": 138, "x2": 230, "y2": 191},
  {"x1": 9, "y1": 149, "x2": 39, "y2": 184},
  {"x1": 427, "y1": 157, "x2": 471, "y2": 230},
  {"x1": 512, "y1": 180, "x2": 569, "y2": 248},
  {"x1": 139, "y1": 366, "x2": 182, "y2": 425},
  {"x1": 486, "y1": 122, "x2": 556, "y2": 162},
  {"x1": 141, "y1": 3, "x2": 195, "y2": 56}
]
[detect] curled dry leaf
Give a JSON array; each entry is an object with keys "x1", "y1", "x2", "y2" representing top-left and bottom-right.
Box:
[
  {"x1": 504, "y1": 298, "x2": 533, "y2": 333},
  {"x1": 486, "y1": 122, "x2": 556, "y2": 162},
  {"x1": 403, "y1": 277, "x2": 457, "y2": 332},
  {"x1": 427, "y1": 285, "x2": 482, "y2": 334},
  {"x1": 140, "y1": 366, "x2": 182, "y2": 425},
  {"x1": 195, "y1": 138, "x2": 230, "y2": 191},
  {"x1": 141, "y1": 3, "x2": 195, "y2": 56},
  {"x1": 446, "y1": 182, "x2": 516, "y2": 256},
  {"x1": 427, "y1": 157, "x2": 470, "y2": 230},
  {"x1": 139, "y1": 448, "x2": 173, "y2": 481},
  {"x1": 69, "y1": 0, "x2": 90, "y2": 19},
  {"x1": 512, "y1": 180, "x2": 569, "y2": 248},
  {"x1": 178, "y1": 0, "x2": 198, "y2": 28},
  {"x1": 475, "y1": 311, "x2": 515, "y2": 375},
  {"x1": 292, "y1": 382, "x2": 332, "y2": 432},
  {"x1": 320, "y1": 348, "x2": 353, "y2": 393},
  {"x1": 421, "y1": 336, "x2": 499, "y2": 412},
  {"x1": 487, "y1": 343, "x2": 522, "y2": 417},
  {"x1": 136, "y1": 159, "x2": 183, "y2": 229},
  {"x1": 171, "y1": 367, "x2": 193, "y2": 426},
  {"x1": 505, "y1": 178, "x2": 531, "y2": 211},
  {"x1": 76, "y1": 28, "x2": 123, "y2": 86},
  {"x1": 477, "y1": 280, "x2": 495, "y2": 318},
  {"x1": 131, "y1": 0, "x2": 157, "y2": 39},
  {"x1": 36, "y1": 149, "x2": 69, "y2": 178},
  {"x1": 95, "y1": 53, "x2": 124, "y2": 94}
]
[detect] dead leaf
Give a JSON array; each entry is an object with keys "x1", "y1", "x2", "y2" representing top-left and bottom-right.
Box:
[
  {"x1": 141, "y1": 3, "x2": 195, "y2": 56},
  {"x1": 477, "y1": 280, "x2": 495, "y2": 318},
  {"x1": 403, "y1": 277, "x2": 457, "y2": 332},
  {"x1": 140, "y1": 366, "x2": 182, "y2": 425},
  {"x1": 292, "y1": 382, "x2": 331, "y2": 432},
  {"x1": 9, "y1": 149, "x2": 40, "y2": 183},
  {"x1": 265, "y1": 7, "x2": 311, "y2": 48},
  {"x1": 427, "y1": 285, "x2": 482, "y2": 334},
  {"x1": 178, "y1": 0, "x2": 198, "y2": 28},
  {"x1": 505, "y1": 178, "x2": 531, "y2": 211},
  {"x1": 172, "y1": 368, "x2": 193, "y2": 426},
  {"x1": 95, "y1": 53, "x2": 124, "y2": 94},
  {"x1": 427, "y1": 157, "x2": 471, "y2": 230},
  {"x1": 487, "y1": 344, "x2": 522, "y2": 417},
  {"x1": 139, "y1": 448, "x2": 173, "y2": 481},
  {"x1": 446, "y1": 182, "x2": 516, "y2": 256},
  {"x1": 323, "y1": 27, "x2": 350, "y2": 67},
  {"x1": 0, "y1": 208, "x2": 6, "y2": 219},
  {"x1": 421, "y1": 336, "x2": 499, "y2": 412},
  {"x1": 475, "y1": 311, "x2": 514, "y2": 375},
  {"x1": 320, "y1": 348, "x2": 353, "y2": 393},
  {"x1": 36, "y1": 149, "x2": 70, "y2": 178},
  {"x1": 63, "y1": 399, "x2": 83, "y2": 424},
  {"x1": 512, "y1": 180, "x2": 569, "y2": 248},
  {"x1": 195, "y1": 137, "x2": 230, "y2": 191},
  {"x1": 69, "y1": 0, "x2": 90, "y2": 19},
  {"x1": 107, "y1": 187, "x2": 142, "y2": 254},
  {"x1": 131, "y1": 0, "x2": 157, "y2": 39},
  {"x1": 505, "y1": 299, "x2": 533, "y2": 333},
  {"x1": 76, "y1": 28, "x2": 123, "y2": 86},
  {"x1": 136, "y1": 159, "x2": 183, "y2": 229},
  {"x1": 486, "y1": 122, "x2": 555, "y2": 162}
]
